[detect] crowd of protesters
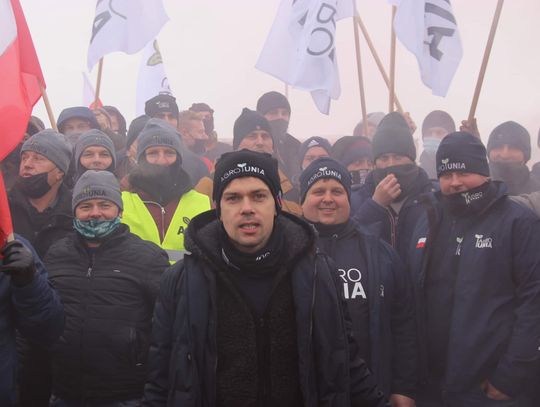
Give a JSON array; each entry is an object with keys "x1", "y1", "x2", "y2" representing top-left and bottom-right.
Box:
[{"x1": 1, "y1": 90, "x2": 540, "y2": 407}]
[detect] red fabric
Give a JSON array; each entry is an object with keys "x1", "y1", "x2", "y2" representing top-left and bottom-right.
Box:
[{"x1": 0, "y1": 0, "x2": 45, "y2": 243}]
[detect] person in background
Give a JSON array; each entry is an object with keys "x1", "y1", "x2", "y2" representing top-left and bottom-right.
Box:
[
  {"x1": 57, "y1": 106, "x2": 100, "y2": 146},
  {"x1": 115, "y1": 115, "x2": 150, "y2": 190},
  {"x1": 333, "y1": 135, "x2": 374, "y2": 188},
  {"x1": 103, "y1": 105, "x2": 127, "y2": 138},
  {"x1": 92, "y1": 107, "x2": 126, "y2": 151},
  {"x1": 73, "y1": 129, "x2": 115, "y2": 181},
  {"x1": 145, "y1": 94, "x2": 179, "y2": 128},
  {"x1": 419, "y1": 110, "x2": 456, "y2": 179},
  {"x1": 190, "y1": 102, "x2": 232, "y2": 164},
  {"x1": 298, "y1": 136, "x2": 332, "y2": 171},
  {"x1": 177, "y1": 110, "x2": 213, "y2": 172},
  {"x1": 352, "y1": 112, "x2": 385, "y2": 141}
]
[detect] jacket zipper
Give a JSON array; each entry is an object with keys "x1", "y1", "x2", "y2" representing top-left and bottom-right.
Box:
[{"x1": 143, "y1": 200, "x2": 166, "y2": 242}]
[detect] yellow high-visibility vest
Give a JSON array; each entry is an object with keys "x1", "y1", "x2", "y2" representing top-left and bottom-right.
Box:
[{"x1": 121, "y1": 190, "x2": 210, "y2": 263}]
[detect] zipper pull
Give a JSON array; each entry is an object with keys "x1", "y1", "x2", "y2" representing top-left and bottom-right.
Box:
[{"x1": 87, "y1": 267, "x2": 92, "y2": 278}]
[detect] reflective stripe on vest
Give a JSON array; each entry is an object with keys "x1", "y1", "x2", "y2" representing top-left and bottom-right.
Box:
[{"x1": 121, "y1": 190, "x2": 210, "y2": 263}]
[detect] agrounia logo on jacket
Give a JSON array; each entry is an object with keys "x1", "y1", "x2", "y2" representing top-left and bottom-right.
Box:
[
  {"x1": 438, "y1": 157, "x2": 466, "y2": 173},
  {"x1": 461, "y1": 191, "x2": 483, "y2": 205},
  {"x1": 220, "y1": 163, "x2": 265, "y2": 182},
  {"x1": 307, "y1": 166, "x2": 342, "y2": 187}
]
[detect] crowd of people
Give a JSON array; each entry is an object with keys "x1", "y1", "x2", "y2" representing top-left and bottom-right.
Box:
[{"x1": 1, "y1": 90, "x2": 540, "y2": 407}]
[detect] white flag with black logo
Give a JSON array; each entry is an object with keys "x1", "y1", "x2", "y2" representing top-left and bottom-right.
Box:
[
  {"x1": 136, "y1": 39, "x2": 172, "y2": 115},
  {"x1": 87, "y1": 0, "x2": 169, "y2": 71},
  {"x1": 256, "y1": 0, "x2": 355, "y2": 114},
  {"x1": 391, "y1": 0, "x2": 462, "y2": 96}
]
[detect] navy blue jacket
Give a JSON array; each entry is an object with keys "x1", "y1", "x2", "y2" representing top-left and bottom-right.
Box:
[
  {"x1": 350, "y1": 167, "x2": 436, "y2": 259},
  {"x1": 142, "y1": 211, "x2": 385, "y2": 407},
  {"x1": 407, "y1": 183, "x2": 540, "y2": 397},
  {"x1": 0, "y1": 237, "x2": 64, "y2": 406},
  {"x1": 315, "y1": 220, "x2": 417, "y2": 399}
]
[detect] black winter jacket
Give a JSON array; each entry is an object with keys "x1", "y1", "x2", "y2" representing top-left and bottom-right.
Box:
[
  {"x1": 142, "y1": 210, "x2": 386, "y2": 407},
  {"x1": 9, "y1": 184, "x2": 73, "y2": 259},
  {"x1": 315, "y1": 220, "x2": 417, "y2": 399},
  {"x1": 45, "y1": 225, "x2": 169, "y2": 401},
  {"x1": 406, "y1": 182, "x2": 540, "y2": 397}
]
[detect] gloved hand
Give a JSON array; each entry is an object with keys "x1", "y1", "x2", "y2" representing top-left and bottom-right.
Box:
[{"x1": 0, "y1": 240, "x2": 36, "y2": 287}]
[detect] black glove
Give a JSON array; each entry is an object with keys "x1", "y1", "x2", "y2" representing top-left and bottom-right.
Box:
[{"x1": 0, "y1": 240, "x2": 36, "y2": 287}]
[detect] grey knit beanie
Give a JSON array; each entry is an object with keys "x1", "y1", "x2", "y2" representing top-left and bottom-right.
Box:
[
  {"x1": 72, "y1": 170, "x2": 123, "y2": 213},
  {"x1": 75, "y1": 129, "x2": 116, "y2": 172},
  {"x1": 136, "y1": 118, "x2": 183, "y2": 163},
  {"x1": 21, "y1": 129, "x2": 72, "y2": 173}
]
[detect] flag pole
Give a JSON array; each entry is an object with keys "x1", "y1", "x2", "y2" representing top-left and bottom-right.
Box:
[
  {"x1": 468, "y1": 0, "x2": 504, "y2": 123},
  {"x1": 352, "y1": 5, "x2": 368, "y2": 136},
  {"x1": 38, "y1": 82, "x2": 57, "y2": 131},
  {"x1": 94, "y1": 58, "x2": 104, "y2": 108},
  {"x1": 388, "y1": 6, "x2": 397, "y2": 113},
  {"x1": 355, "y1": 16, "x2": 403, "y2": 113}
]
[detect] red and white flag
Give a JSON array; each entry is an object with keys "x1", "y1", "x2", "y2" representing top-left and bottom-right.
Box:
[{"x1": 0, "y1": 0, "x2": 45, "y2": 242}]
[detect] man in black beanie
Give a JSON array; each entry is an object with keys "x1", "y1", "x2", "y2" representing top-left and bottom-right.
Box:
[
  {"x1": 420, "y1": 110, "x2": 456, "y2": 179},
  {"x1": 407, "y1": 131, "x2": 540, "y2": 406},
  {"x1": 350, "y1": 112, "x2": 434, "y2": 259},
  {"x1": 256, "y1": 91, "x2": 302, "y2": 183},
  {"x1": 190, "y1": 102, "x2": 232, "y2": 163},
  {"x1": 487, "y1": 121, "x2": 540, "y2": 195},
  {"x1": 143, "y1": 149, "x2": 386, "y2": 407},
  {"x1": 145, "y1": 94, "x2": 180, "y2": 128}
]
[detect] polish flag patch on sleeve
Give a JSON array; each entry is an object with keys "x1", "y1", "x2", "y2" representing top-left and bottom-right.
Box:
[{"x1": 416, "y1": 237, "x2": 427, "y2": 249}]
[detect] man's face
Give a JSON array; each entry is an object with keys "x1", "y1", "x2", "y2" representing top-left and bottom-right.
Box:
[
  {"x1": 347, "y1": 157, "x2": 373, "y2": 172},
  {"x1": 375, "y1": 153, "x2": 413, "y2": 169},
  {"x1": 489, "y1": 144, "x2": 525, "y2": 164},
  {"x1": 153, "y1": 112, "x2": 178, "y2": 128},
  {"x1": 238, "y1": 130, "x2": 273, "y2": 154},
  {"x1": 144, "y1": 146, "x2": 178, "y2": 166},
  {"x1": 75, "y1": 198, "x2": 120, "y2": 221},
  {"x1": 302, "y1": 178, "x2": 350, "y2": 225},
  {"x1": 62, "y1": 117, "x2": 92, "y2": 135},
  {"x1": 181, "y1": 119, "x2": 208, "y2": 148},
  {"x1": 424, "y1": 126, "x2": 448, "y2": 140},
  {"x1": 198, "y1": 111, "x2": 212, "y2": 120},
  {"x1": 439, "y1": 172, "x2": 489, "y2": 195},
  {"x1": 79, "y1": 146, "x2": 113, "y2": 171},
  {"x1": 302, "y1": 146, "x2": 330, "y2": 170},
  {"x1": 19, "y1": 151, "x2": 63, "y2": 186},
  {"x1": 264, "y1": 108, "x2": 290, "y2": 122},
  {"x1": 220, "y1": 177, "x2": 276, "y2": 254}
]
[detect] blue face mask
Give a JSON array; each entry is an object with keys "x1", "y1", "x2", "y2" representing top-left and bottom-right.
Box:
[
  {"x1": 423, "y1": 137, "x2": 441, "y2": 154},
  {"x1": 73, "y1": 217, "x2": 121, "y2": 239}
]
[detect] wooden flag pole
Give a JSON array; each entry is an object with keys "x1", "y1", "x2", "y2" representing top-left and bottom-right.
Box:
[
  {"x1": 353, "y1": 14, "x2": 368, "y2": 136},
  {"x1": 388, "y1": 5, "x2": 397, "y2": 113},
  {"x1": 39, "y1": 82, "x2": 57, "y2": 131},
  {"x1": 468, "y1": 0, "x2": 504, "y2": 122},
  {"x1": 94, "y1": 58, "x2": 104, "y2": 108},
  {"x1": 355, "y1": 16, "x2": 403, "y2": 113}
]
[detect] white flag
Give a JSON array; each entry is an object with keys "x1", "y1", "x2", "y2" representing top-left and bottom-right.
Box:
[
  {"x1": 392, "y1": 0, "x2": 462, "y2": 96},
  {"x1": 256, "y1": 0, "x2": 355, "y2": 114},
  {"x1": 136, "y1": 39, "x2": 172, "y2": 115},
  {"x1": 87, "y1": 0, "x2": 169, "y2": 71}
]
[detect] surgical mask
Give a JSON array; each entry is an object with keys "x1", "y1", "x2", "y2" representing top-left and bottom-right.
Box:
[
  {"x1": 269, "y1": 119, "x2": 288, "y2": 142},
  {"x1": 16, "y1": 172, "x2": 52, "y2": 199},
  {"x1": 423, "y1": 137, "x2": 441, "y2": 155},
  {"x1": 350, "y1": 169, "x2": 370, "y2": 186},
  {"x1": 73, "y1": 217, "x2": 121, "y2": 239}
]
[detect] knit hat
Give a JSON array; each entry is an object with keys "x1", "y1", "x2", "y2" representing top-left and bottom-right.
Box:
[
  {"x1": 145, "y1": 94, "x2": 179, "y2": 119},
  {"x1": 126, "y1": 115, "x2": 150, "y2": 149},
  {"x1": 299, "y1": 157, "x2": 351, "y2": 203},
  {"x1": 57, "y1": 106, "x2": 100, "y2": 134},
  {"x1": 421, "y1": 110, "x2": 455, "y2": 139},
  {"x1": 332, "y1": 135, "x2": 372, "y2": 168},
  {"x1": 21, "y1": 129, "x2": 72, "y2": 173},
  {"x1": 436, "y1": 131, "x2": 490, "y2": 178},
  {"x1": 72, "y1": 170, "x2": 123, "y2": 213},
  {"x1": 75, "y1": 129, "x2": 116, "y2": 172},
  {"x1": 352, "y1": 111, "x2": 385, "y2": 137},
  {"x1": 136, "y1": 118, "x2": 183, "y2": 163},
  {"x1": 487, "y1": 121, "x2": 531, "y2": 163},
  {"x1": 213, "y1": 149, "x2": 282, "y2": 213},
  {"x1": 256, "y1": 91, "x2": 291, "y2": 116},
  {"x1": 299, "y1": 137, "x2": 332, "y2": 162},
  {"x1": 27, "y1": 116, "x2": 45, "y2": 136},
  {"x1": 232, "y1": 108, "x2": 272, "y2": 150},
  {"x1": 372, "y1": 112, "x2": 416, "y2": 161}
]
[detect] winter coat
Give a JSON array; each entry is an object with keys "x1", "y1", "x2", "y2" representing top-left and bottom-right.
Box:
[
  {"x1": 350, "y1": 167, "x2": 436, "y2": 259},
  {"x1": 406, "y1": 183, "x2": 540, "y2": 397},
  {"x1": 0, "y1": 236, "x2": 64, "y2": 406},
  {"x1": 142, "y1": 210, "x2": 385, "y2": 407},
  {"x1": 45, "y1": 225, "x2": 169, "y2": 401},
  {"x1": 9, "y1": 184, "x2": 73, "y2": 259},
  {"x1": 315, "y1": 220, "x2": 417, "y2": 399}
]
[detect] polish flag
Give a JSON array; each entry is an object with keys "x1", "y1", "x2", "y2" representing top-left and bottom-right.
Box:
[
  {"x1": 416, "y1": 237, "x2": 427, "y2": 249},
  {"x1": 0, "y1": 0, "x2": 45, "y2": 243}
]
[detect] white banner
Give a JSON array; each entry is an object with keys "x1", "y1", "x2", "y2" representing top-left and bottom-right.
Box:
[
  {"x1": 392, "y1": 0, "x2": 462, "y2": 96},
  {"x1": 256, "y1": 0, "x2": 355, "y2": 114},
  {"x1": 135, "y1": 39, "x2": 171, "y2": 115},
  {"x1": 87, "y1": 0, "x2": 169, "y2": 71}
]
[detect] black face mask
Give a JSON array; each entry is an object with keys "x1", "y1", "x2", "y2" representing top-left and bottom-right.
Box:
[
  {"x1": 191, "y1": 139, "x2": 207, "y2": 155},
  {"x1": 372, "y1": 163, "x2": 419, "y2": 200},
  {"x1": 269, "y1": 119, "x2": 288, "y2": 143},
  {"x1": 489, "y1": 161, "x2": 530, "y2": 194},
  {"x1": 16, "y1": 172, "x2": 52, "y2": 199},
  {"x1": 441, "y1": 181, "x2": 496, "y2": 217},
  {"x1": 350, "y1": 169, "x2": 370, "y2": 186}
]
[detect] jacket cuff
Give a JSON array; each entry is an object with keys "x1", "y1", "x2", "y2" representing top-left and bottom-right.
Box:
[{"x1": 489, "y1": 365, "x2": 519, "y2": 399}]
